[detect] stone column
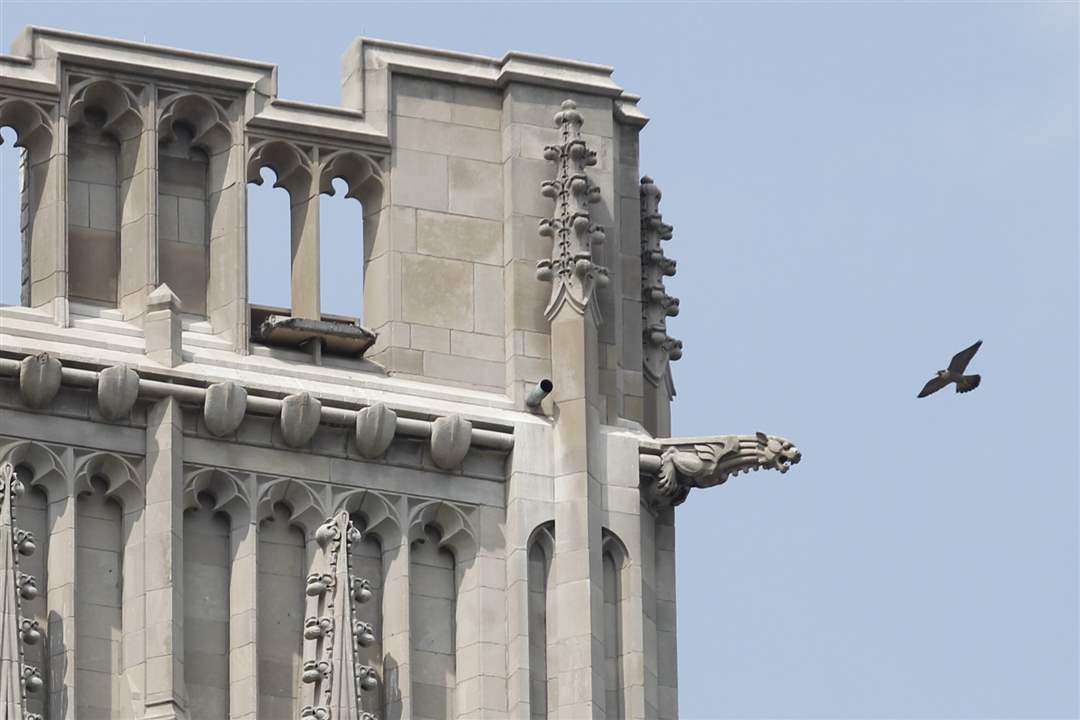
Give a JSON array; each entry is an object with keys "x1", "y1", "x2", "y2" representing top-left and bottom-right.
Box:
[
  {"x1": 143, "y1": 397, "x2": 186, "y2": 718},
  {"x1": 380, "y1": 528, "x2": 411, "y2": 720},
  {"x1": 26, "y1": 105, "x2": 69, "y2": 326},
  {"x1": 228, "y1": 502, "x2": 258, "y2": 720},
  {"x1": 205, "y1": 111, "x2": 249, "y2": 351},
  {"x1": 118, "y1": 87, "x2": 158, "y2": 322},
  {"x1": 453, "y1": 506, "x2": 507, "y2": 719},
  {"x1": 289, "y1": 168, "x2": 321, "y2": 321},
  {"x1": 46, "y1": 449, "x2": 77, "y2": 720},
  {"x1": 654, "y1": 506, "x2": 678, "y2": 720}
]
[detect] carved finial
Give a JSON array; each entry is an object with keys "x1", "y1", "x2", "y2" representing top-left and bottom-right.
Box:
[
  {"x1": 300, "y1": 512, "x2": 380, "y2": 718},
  {"x1": 0, "y1": 462, "x2": 41, "y2": 716},
  {"x1": 640, "y1": 176, "x2": 682, "y2": 385},
  {"x1": 535, "y1": 98, "x2": 609, "y2": 321}
]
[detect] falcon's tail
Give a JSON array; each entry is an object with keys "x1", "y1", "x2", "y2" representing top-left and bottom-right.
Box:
[{"x1": 956, "y1": 374, "x2": 981, "y2": 393}]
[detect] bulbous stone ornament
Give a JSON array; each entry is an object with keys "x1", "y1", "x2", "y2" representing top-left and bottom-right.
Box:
[
  {"x1": 15, "y1": 529, "x2": 35, "y2": 556},
  {"x1": 315, "y1": 519, "x2": 339, "y2": 548},
  {"x1": 358, "y1": 665, "x2": 378, "y2": 691},
  {"x1": 300, "y1": 705, "x2": 331, "y2": 720},
  {"x1": 22, "y1": 665, "x2": 43, "y2": 693},
  {"x1": 20, "y1": 619, "x2": 42, "y2": 644},
  {"x1": 304, "y1": 616, "x2": 333, "y2": 640},
  {"x1": 306, "y1": 573, "x2": 332, "y2": 597},
  {"x1": 352, "y1": 578, "x2": 374, "y2": 604},
  {"x1": 302, "y1": 659, "x2": 331, "y2": 683},
  {"x1": 19, "y1": 353, "x2": 62, "y2": 409},
  {"x1": 19, "y1": 574, "x2": 39, "y2": 601},
  {"x1": 354, "y1": 621, "x2": 376, "y2": 647}
]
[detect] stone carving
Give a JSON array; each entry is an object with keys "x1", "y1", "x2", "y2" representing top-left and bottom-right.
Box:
[
  {"x1": 281, "y1": 393, "x2": 322, "y2": 448},
  {"x1": 430, "y1": 414, "x2": 472, "y2": 470},
  {"x1": 0, "y1": 463, "x2": 42, "y2": 717},
  {"x1": 535, "y1": 99, "x2": 609, "y2": 321},
  {"x1": 96, "y1": 364, "x2": 139, "y2": 421},
  {"x1": 18, "y1": 354, "x2": 61, "y2": 410},
  {"x1": 652, "y1": 433, "x2": 802, "y2": 505},
  {"x1": 640, "y1": 176, "x2": 682, "y2": 384},
  {"x1": 299, "y1": 512, "x2": 379, "y2": 720},
  {"x1": 203, "y1": 382, "x2": 248, "y2": 437},
  {"x1": 354, "y1": 403, "x2": 397, "y2": 459}
]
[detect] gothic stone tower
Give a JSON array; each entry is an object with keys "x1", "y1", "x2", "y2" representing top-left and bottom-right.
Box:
[{"x1": 0, "y1": 29, "x2": 800, "y2": 720}]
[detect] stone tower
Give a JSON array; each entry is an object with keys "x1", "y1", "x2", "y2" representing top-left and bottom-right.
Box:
[{"x1": 0, "y1": 28, "x2": 800, "y2": 720}]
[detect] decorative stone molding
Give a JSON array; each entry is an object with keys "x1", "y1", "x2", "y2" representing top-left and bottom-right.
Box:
[
  {"x1": 0, "y1": 462, "x2": 43, "y2": 718},
  {"x1": 354, "y1": 403, "x2": 397, "y2": 459},
  {"x1": 0, "y1": 441, "x2": 66, "y2": 502},
  {"x1": 281, "y1": 392, "x2": 323, "y2": 448},
  {"x1": 183, "y1": 467, "x2": 251, "y2": 519},
  {"x1": 71, "y1": 450, "x2": 143, "y2": 508},
  {"x1": 429, "y1": 414, "x2": 472, "y2": 470},
  {"x1": 535, "y1": 99, "x2": 609, "y2": 322},
  {"x1": 68, "y1": 76, "x2": 144, "y2": 140},
  {"x1": 334, "y1": 489, "x2": 400, "y2": 545},
  {"x1": 406, "y1": 500, "x2": 476, "y2": 559},
  {"x1": 18, "y1": 353, "x2": 61, "y2": 410},
  {"x1": 299, "y1": 513, "x2": 379, "y2": 720},
  {"x1": 255, "y1": 477, "x2": 328, "y2": 535},
  {"x1": 203, "y1": 381, "x2": 247, "y2": 437},
  {"x1": 0, "y1": 355, "x2": 516, "y2": 458},
  {"x1": 640, "y1": 433, "x2": 802, "y2": 506},
  {"x1": 96, "y1": 364, "x2": 139, "y2": 421},
  {"x1": 640, "y1": 176, "x2": 682, "y2": 385}
]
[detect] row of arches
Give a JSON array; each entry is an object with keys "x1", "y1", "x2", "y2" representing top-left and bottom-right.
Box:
[{"x1": 0, "y1": 85, "x2": 382, "y2": 327}]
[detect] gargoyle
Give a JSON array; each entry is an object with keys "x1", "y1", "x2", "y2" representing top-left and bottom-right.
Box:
[{"x1": 652, "y1": 432, "x2": 801, "y2": 505}]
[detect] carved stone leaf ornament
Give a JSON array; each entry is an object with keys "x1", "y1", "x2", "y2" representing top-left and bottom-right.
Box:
[
  {"x1": 18, "y1": 353, "x2": 61, "y2": 409},
  {"x1": 96, "y1": 364, "x2": 139, "y2": 421},
  {"x1": 430, "y1": 414, "x2": 472, "y2": 470},
  {"x1": 281, "y1": 392, "x2": 322, "y2": 447},
  {"x1": 355, "y1": 403, "x2": 397, "y2": 459},
  {"x1": 204, "y1": 382, "x2": 248, "y2": 437}
]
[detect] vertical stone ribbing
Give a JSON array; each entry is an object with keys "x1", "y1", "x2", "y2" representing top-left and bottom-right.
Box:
[
  {"x1": 228, "y1": 501, "x2": 258, "y2": 720},
  {"x1": 143, "y1": 396, "x2": 186, "y2": 718},
  {"x1": 654, "y1": 507, "x2": 678, "y2": 720},
  {"x1": 380, "y1": 531, "x2": 410, "y2": 720}
]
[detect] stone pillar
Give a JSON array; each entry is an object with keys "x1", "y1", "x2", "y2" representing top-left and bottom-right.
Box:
[
  {"x1": 118, "y1": 87, "x2": 158, "y2": 322},
  {"x1": 289, "y1": 171, "x2": 321, "y2": 321},
  {"x1": 228, "y1": 502, "x2": 258, "y2": 720},
  {"x1": 145, "y1": 284, "x2": 183, "y2": 367},
  {"x1": 25, "y1": 105, "x2": 69, "y2": 326},
  {"x1": 143, "y1": 397, "x2": 187, "y2": 718},
  {"x1": 654, "y1": 506, "x2": 678, "y2": 720},
  {"x1": 205, "y1": 112, "x2": 248, "y2": 351},
  {"x1": 380, "y1": 528, "x2": 411, "y2": 720},
  {"x1": 46, "y1": 450, "x2": 77, "y2": 719},
  {"x1": 453, "y1": 506, "x2": 507, "y2": 719}
]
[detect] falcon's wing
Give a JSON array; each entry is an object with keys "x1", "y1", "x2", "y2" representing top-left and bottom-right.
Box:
[
  {"x1": 956, "y1": 374, "x2": 981, "y2": 393},
  {"x1": 948, "y1": 340, "x2": 982, "y2": 374},
  {"x1": 918, "y1": 375, "x2": 950, "y2": 398}
]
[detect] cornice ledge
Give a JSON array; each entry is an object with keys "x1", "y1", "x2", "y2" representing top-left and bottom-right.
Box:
[{"x1": 639, "y1": 432, "x2": 802, "y2": 506}]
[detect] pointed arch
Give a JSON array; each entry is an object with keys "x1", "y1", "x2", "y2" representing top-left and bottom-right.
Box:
[
  {"x1": 183, "y1": 466, "x2": 251, "y2": 522},
  {"x1": 407, "y1": 499, "x2": 476, "y2": 560},
  {"x1": 254, "y1": 476, "x2": 327, "y2": 537},
  {"x1": 333, "y1": 488, "x2": 399, "y2": 546},
  {"x1": 0, "y1": 440, "x2": 67, "y2": 500},
  {"x1": 71, "y1": 450, "x2": 142, "y2": 510},
  {"x1": 527, "y1": 521, "x2": 557, "y2": 719}
]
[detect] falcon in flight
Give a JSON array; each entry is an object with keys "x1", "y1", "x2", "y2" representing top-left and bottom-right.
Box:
[{"x1": 918, "y1": 340, "x2": 982, "y2": 398}]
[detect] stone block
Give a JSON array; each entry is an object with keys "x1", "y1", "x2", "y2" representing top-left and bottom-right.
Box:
[
  {"x1": 68, "y1": 179, "x2": 90, "y2": 227},
  {"x1": 88, "y1": 182, "x2": 118, "y2": 231},
  {"x1": 178, "y1": 196, "x2": 207, "y2": 244},
  {"x1": 422, "y1": 352, "x2": 503, "y2": 389},
  {"x1": 394, "y1": 75, "x2": 454, "y2": 122},
  {"x1": 395, "y1": 115, "x2": 501, "y2": 163},
  {"x1": 473, "y1": 263, "x2": 504, "y2": 336},
  {"x1": 391, "y1": 148, "x2": 449, "y2": 212},
  {"x1": 449, "y1": 157, "x2": 502, "y2": 220},
  {"x1": 450, "y1": 329, "x2": 503, "y2": 362},
  {"x1": 68, "y1": 226, "x2": 119, "y2": 305},
  {"x1": 159, "y1": 239, "x2": 208, "y2": 316},
  {"x1": 411, "y1": 323, "x2": 450, "y2": 353},
  {"x1": 417, "y1": 209, "x2": 501, "y2": 265},
  {"x1": 402, "y1": 254, "x2": 474, "y2": 331},
  {"x1": 453, "y1": 85, "x2": 502, "y2": 129}
]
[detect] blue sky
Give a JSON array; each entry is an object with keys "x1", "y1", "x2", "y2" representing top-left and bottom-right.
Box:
[{"x1": 1, "y1": 2, "x2": 1077, "y2": 717}]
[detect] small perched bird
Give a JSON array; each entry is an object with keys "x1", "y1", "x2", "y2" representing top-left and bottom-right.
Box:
[{"x1": 918, "y1": 340, "x2": 983, "y2": 398}]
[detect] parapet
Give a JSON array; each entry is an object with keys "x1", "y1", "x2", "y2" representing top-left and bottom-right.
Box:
[{"x1": 0, "y1": 28, "x2": 682, "y2": 434}]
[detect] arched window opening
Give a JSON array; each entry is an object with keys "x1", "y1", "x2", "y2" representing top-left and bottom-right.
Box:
[
  {"x1": 68, "y1": 114, "x2": 121, "y2": 308},
  {"x1": 319, "y1": 176, "x2": 364, "y2": 319},
  {"x1": 247, "y1": 166, "x2": 291, "y2": 310},
  {"x1": 158, "y1": 121, "x2": 209, "y2": 317},
  {"x1": 0, "y1": 126, "x2": 22, "y2": 306},
  {"x1": 410, "y1": 525, "x2": 457, "y2": 720}
]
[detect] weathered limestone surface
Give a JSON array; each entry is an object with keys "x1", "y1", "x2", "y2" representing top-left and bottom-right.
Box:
[{"x1": 0, "y1": 27, "x2": 800, "y2": 720}]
